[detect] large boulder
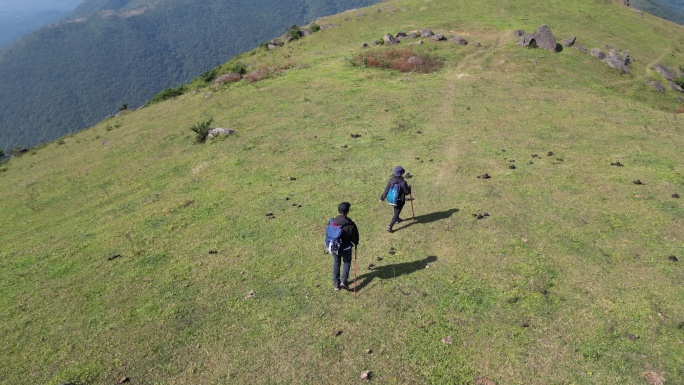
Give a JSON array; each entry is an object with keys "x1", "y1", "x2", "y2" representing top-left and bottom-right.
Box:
[
  {"x1": 590, "y1": 49, "x2": 606, "y2": 60},
  {"x1": 603, "y1": 49, "x2": 630, "y2": 73},
  {"x1": 383, "y1": 34, "x2": 399, "y2": 45},
  {"x1": 531, "y1": 24, "x2": 557, "y2": 51},
  {"x1": 421, "y1": 28, "x2": 434, "y2": 38},
  {"x1": 670, "y1": 81, "x2": 684, "y2": 93},
  {"x1": 207, "y1": 128, "x2": 236, "y2": 139},
  {"x1": 653, "y1": 64, "x2": 676, "y2": 81}
]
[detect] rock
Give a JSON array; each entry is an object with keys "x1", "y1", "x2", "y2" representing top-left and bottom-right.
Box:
[
  {"x1": 590, "y1": 49, "x2": 606, "y2": 60},
  {"x1": 300, "y1": 28, "x2": 311, "y2": 37},
  {"x1": 383, "y1": 34, "x2": 399, "y2": 45},
  {"x1": 633, "y1": 179, "x2": 644, "y2": 185},
  {"x1": 452, "y1": 35, "x2": 468, "y2": 45},
  {"x1": 360, "y1": 371, "x2": 372, "y2": 382},
  {"x1": 350, "y1": 133, "x2": 361, "y2": 138},
  {"x1": 441, "y1": 336, "x2": 453, "y2": 345},
  {"x1": 603, "y1": 49, "x2": 631, "y2": 73},
  {"x1": 669, "y1": 255, "x2": 679, "y2": 262},
  {"x1": 517, "y1": 33, "x2": 536, "y2": 48},
  {"x1": 610, "y1": 161, "x2": 624, "y2": 167},
  {"x1": 575, "y1": 45, "x2": 589, "y2": 53},
  {"x1": 332, "y1": 330, "x2": 342, "y2": 336},
  {"x1": 673, "y1": 193, "x2": 681, "y2": 199},
  {"x1": 215, "y1": 73, "x2": 242, "y2": 84},
  {"x1": 643, "y1": 371, "x2": 666, "y2": 385},
  {"x1": 670, "y1": 81, "x2": 684, "y2": 93},
  {"x1": 648, "y1": 81, "x2": 665, "y2": 93},
  {"x1": 207, "y1": 128, "x2": 236, "y2": 139},
  {"x1": 244, "y1": 290, "x2": 255, "y2": 300},
  {"x1": 653, "y1": 64, "x2": 676, "y2": 81},
  {"x1": 361, "y1": 42, "x2": 368, "y2": 48},
  {"x1": 396, "y1": 31, "x2": 407, "y2": 38},
  {"x1": 430, "y1": 34, "x2": 446, "y2": 41},
  {"x1": 561, "y1": 36, "x2": 576, "y2": 47},
  {"x1": 365, "y1": 348, "x2": 373, "y2": 354},
  {"x1": 107, "y1": 254, "x2": 122, "y2": 261},
  {"x1": 531, "y1": 24, "x2": 557, "y2": 51},
  {"x1": 421, "y1": 28, "x2": 434, "y2": 37},
  {"x1": 513, "y1": 30, "x2": 526, "y2": 37},
  {"x1": 116, "y1": 377, "x2": 130, "y2": 384}
]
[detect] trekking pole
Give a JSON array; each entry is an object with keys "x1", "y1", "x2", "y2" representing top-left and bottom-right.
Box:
[
  {"x1": 354, "y1": 246, "x2": 358, "y2": 299},
  {"x1": 409, "y1": 191, "x2": 415, "y2": 219}
]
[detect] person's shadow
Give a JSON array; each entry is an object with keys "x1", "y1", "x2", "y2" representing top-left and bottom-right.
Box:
[
  {"x1": 353, "y1": 255, "x2": 437, "y2": 293},
  {"x1": 394, "y1": 208, "x2": 459, "y2": 231}
]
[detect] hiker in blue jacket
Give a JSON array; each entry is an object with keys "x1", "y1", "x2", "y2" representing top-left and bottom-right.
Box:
[
  {"x1": 331, "y1": 202, "x2": 359, "y2": 291},
  {"x1": 380, "y1": 166, "x2": 412, "y2": 233}
]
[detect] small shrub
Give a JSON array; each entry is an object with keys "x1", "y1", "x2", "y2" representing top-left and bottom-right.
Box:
[
  {"x1": 260, "y1": 41, "x2": 270, "y2": 49},
  {"x1": 200, "y1": 68, "x2": 220, "y2": 83},
  {"x1": 310, "y1": 23, "x2": 321, "y2": 32},
  {"x1": 105, "y1": 124, "x2": 113, "y2": 131},
  {"x1": 57, "y1": 139, "x2": 65, "y2": 145},
  {"x1": 148, "y1": 85, "x2": 188, "y2": 105},
  {"x1": 190, "y1": 118, "x2": 214, "y2": 143},
  {"x1": 226, "y1": 61, "x2": 247, "y2": 75},
  {"x1": 288, "y1": 25, "x2": 302, "y2": 41},
  {"x1": 118, "y1": 103, "x2": 128, "y2": 111}
]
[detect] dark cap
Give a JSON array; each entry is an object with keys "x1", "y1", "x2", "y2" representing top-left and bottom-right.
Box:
[
  {"x1": 338, "y1": 201, "x2": 351, "y2": 213},
  {"x1": 393, "y1": 166, "x2": 405, "y2": 176}
]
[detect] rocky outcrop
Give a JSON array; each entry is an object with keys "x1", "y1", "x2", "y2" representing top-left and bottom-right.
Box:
[
  {"x1": 604, "y1": 49, "x2": 630, "y2": 74},
  {"x1": 561, "y1": 36, "x2": 576, "y2": 47},
  {"x1": 383, "y1": 34, "x2": 399, "y2": 45},
  {"x1": 590, "y1": 49, "x2": 606, "y2": 60},
  {"x1": 653, "y1": 64, "x2": 676, "y2": 82},
  {"x1": 429, "y1": 34, "x2": 446, "y2": 41},
  {"x1": 670, "y1": 81, "x2": 684, "y2": 93},
  {"x1": 421, "y1": 28, "x2": 434, "y2": 38},
  {"x1": 648, "y1": 81, "x2": 665, "y2": 93}
]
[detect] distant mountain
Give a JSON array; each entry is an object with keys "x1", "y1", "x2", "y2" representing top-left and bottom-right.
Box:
[
  {"x1": 631, "y1": 0, "x2": 684, "y2": 24},
  {"x1": 0, "y1": 0, "x2": 82, "y2": 51},
  {"x1": 0, "y1": 0, "x2": 380, "y2": 151}
]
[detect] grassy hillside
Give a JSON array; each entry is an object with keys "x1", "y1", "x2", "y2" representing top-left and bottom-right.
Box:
[
  {"x1": 1, "y1": 0, "x2": 683, "y2": 384},
  {"x1": 0, "y1": 0, "x2": 381, "y2": 151}
]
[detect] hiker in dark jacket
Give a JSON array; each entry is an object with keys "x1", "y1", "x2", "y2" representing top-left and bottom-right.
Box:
[
  {"x1": 332, "y1": 202, "x2": 360, "y2": 291},
  {"x1": 380, "y1": 166, "x2": 412, "y2": 233}
]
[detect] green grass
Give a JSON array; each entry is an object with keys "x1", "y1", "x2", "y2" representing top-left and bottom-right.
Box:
[{"x1": 1, "y1": 0, "x2": 683, "y2": 384}]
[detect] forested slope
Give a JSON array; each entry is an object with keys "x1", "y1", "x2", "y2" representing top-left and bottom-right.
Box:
[{"x1": 0, "y1": 0, "x2": 379, "y2": 151}]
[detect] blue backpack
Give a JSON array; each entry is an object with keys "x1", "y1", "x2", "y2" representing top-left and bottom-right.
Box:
[
  {"x1": 325, "y1": 218, "x2": 343, "y2": 256},
  {"x1": 387, "y1": 183, "x2": 401, "y2": 206}
]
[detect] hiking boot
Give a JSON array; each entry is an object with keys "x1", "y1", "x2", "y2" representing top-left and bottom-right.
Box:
[
  {"x1": 334, "y1": 286, "x2": 340, "y2": 291},
  {"x1": 387, "y1": 227, "x2": 393, "y2": 233},
  {"x1": 340, "y1": 282, "x2": 349, "y2": 290},
  {"x1": 396, "y1": 218, "x2": 403, "y2": 223}
]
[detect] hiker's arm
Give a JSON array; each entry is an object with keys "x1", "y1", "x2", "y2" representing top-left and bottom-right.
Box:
[
  {"x1": 380, "y1": 181, "x2": 391, "y2": 201},
  {"x1": 352, "y1": 224, "x2": 360, "y2": 246}
]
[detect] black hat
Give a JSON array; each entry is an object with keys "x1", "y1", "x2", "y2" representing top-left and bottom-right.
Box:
[{"x1": 338, "y1": 202, "x2": 351, "y2": 213}]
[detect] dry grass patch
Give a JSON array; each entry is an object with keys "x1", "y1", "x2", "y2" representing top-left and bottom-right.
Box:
[{"x1": 352, "y1": 47, "x2": 443, "y2": 73}]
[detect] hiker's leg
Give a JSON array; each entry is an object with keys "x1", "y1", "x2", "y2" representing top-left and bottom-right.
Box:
[
  {"x1": 340, "y1": 248, "x2": 352, "y2": 285},
  {"x1": 389, "y1": 201, "x2": 405, "y2": 229},
  {"x1": 332, "y1": 253, "x2": 341, "y2": 288}
]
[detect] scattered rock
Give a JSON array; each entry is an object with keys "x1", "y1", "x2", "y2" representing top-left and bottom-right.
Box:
[
  {"x1": 633, "y1": 179, "x2": 644, "y2": 185},
  {"x1": 315, "y1": 283, "x2": 321, "y2": 287},
  {"x1": 668, "y1": 255, "x2": 679, "y2": 262},
  {"x1": 116, "y1": 377, "x2": 130, "y2": 384},
  {"x1": 520, "y1": 321, "x2": 530, "y2": 327},
  {"x1": 561, "y1": 36, "x2": 576, "y2": 47},
  {"x1": 244, "y1": 290, "x2": 255, "y2": 300},
  {"x1": 377, "y1": 257, "x2": 383, "y2": 261},
  {"x1": 368, "y1": 263, "x2": 375, "y2": 270},
  {"x1": 396, "y1": 31, "x2": 407, "y2": 38},
  {"x1": 332, "y1": 330, "x2": 342, "y2": 336},
  {"x1": 604, "y1": 49, "x2": 631, "y2": 73},
  {"x1": 360, "y1": 370, "x2": 372, "y2": 382},
  {"x1": 653, "y1": 64, "x2": 676, "y2": 82},
  {"x1": 421, "y1": 28, "x2": 434, "y2": 37},
  {"x1": 365, "y1": 348, "x2": 373, "y2": 354},
  {"x1": 670, "y1": 81, "x2": 684, "y2": 93},
  {"x1": 620, "y1": 0, "x2": 630, "y2": 6},
  {"x1": 590, "y1": 49, "x2": 606, "y2": 60},
  {"x1": 509, "y1": 165, "x2": 516, "y2": 170},
  {"x1": 452, "y1": 35, "x2": 468, "y2": 45},
  {"x1": 517, "y1": 33, "x2": 536, "y2": 48},
  {"x1": 647, "y1": 81, "x2": 665, "y2": 93},
  {"x1": 350, "y1": 133, "x2": 361, "y2": 138},
  {"x1": 389, "y1": 248, "x2": 396, "y2": 255},
  {"x1": 383, "y1": 34, "x2": 399, "y2": 45},
  {"x1": 107, "y1": 254, "x2": 122, "y2": 261},
  {"x1": 610, "y1": 161, "x2": 624, "y2": 167},
  {"x1": 207, "y1": 128, "x2": 236, "y2": 139},
  {"x1": 547, "y1": 151, "x2": 554, "y2": 156},
  {"x1": 473, "y1": 377, "x2": 497, "y2": 385},
  {"x1": 478, "y1": 173, "x2": 491, "y2": 179},
  {"x1": 361, "y1": 42, "x2": 369, "y2": 48},
  {"x1": 628, "y1": 334, "x2": 640, "y2": 340},
  {"x1": 531, "y1": 24, "x2": 557, "y2": 51},
  {"x1": 672, "y1": 193, "x2": 680, "y2": 199},
  {"x1": 441, "y1": 336, "x2": 453, "y2": 345},
  {"x1": 265, "y1": 212, "x2": 275, "y2": 218},
  {"x1": 208, "y1": 250, "x2": 218, "y2": 254},
  {"x1": 513, "y1": 30, "x2": 526, "y2": 37},
  {"x1": 429, "y1": 34, "x2": 446, "y2": 41},
  {"x1": 289, "y1": 177, "x2": 297, "y2": 181}
]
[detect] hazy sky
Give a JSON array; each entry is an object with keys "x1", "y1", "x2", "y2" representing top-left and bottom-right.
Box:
[{"x1": 0, "y1": 0, "x2": 82, "y2": 14}]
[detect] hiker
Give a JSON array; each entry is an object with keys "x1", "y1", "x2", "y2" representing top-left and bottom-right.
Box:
[
  {"x1": 326, "y1": 202, "x2": 360, "y2": 291},
  {"x1": 380, "y1": 166, "x2": 412, "y2": 233}
]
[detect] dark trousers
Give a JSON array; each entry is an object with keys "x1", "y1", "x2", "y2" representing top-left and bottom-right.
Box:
[
  {"x1": 332, "y1": 247, "x2": 352, "y2": 287},
  {"x1": 389, "y1": 200, "x2": 405, "y2": 229}
]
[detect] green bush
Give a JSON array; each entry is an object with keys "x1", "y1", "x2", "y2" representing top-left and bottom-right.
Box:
[
  {"x1": 190, "y1": 118, "x2": 214, "y2": 143},
  {"x1": 676, "y1": 76, "x2": 684, "y2": 88},
  {"x1": 288, "y1": 25, "x2": 302, "y2": 41},
  {"x1": 148, "y1": 85, "x2": 188, "y2": 105},
  {"x1": 310, "y1": 23, "x2": 321, "y2": 32},
  {"x1": 200, "y1": 68, "x2": 220, "y2": 83},
  {"x1": 226, "y1": 61, "x2": 247, "y2": 75}
]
